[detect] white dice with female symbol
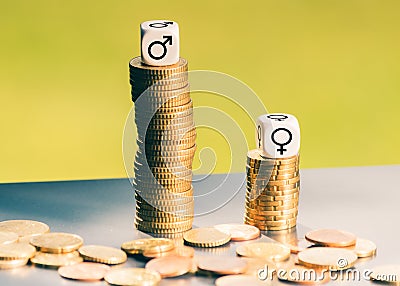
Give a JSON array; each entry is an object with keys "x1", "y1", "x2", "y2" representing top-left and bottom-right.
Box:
[
  {"x1": 256, "y1": 113, "x2": 300, "y2": 158},
  {"x1": 140, "y1": 20, "x2": 180, "y2": 66}
]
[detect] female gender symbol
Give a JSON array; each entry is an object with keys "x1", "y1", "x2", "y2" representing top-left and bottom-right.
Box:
[{"x1": 271, "y1": 128, "x2": 292, "y2": 155}]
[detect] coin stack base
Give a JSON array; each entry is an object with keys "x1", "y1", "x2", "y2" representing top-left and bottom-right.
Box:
[
  {"x1": 129, "y1": 57, "x2": 196, "y2": 234},
  {"x1": 244, "y1": 149, "x2": 300, "y2": 231}
]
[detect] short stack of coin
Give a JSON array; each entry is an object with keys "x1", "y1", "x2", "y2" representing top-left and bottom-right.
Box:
[
  {"x1": 129, "y1": 57, "x2": 196, "y2": 234},
  {"x1": 244, "y1": 149, "x2": 300, "y2": 231},
  {"x1": 30, "y1": 233, "x2": 84, "y2": 268}
]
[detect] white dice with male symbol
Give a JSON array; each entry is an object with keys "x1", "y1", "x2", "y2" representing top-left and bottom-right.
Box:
[
  {"x1": 256, "y1": 113, "x2": 300, "y2": 158},
  {"x1": 140, "y1": 20, "x2": 179, "y2": 66}
]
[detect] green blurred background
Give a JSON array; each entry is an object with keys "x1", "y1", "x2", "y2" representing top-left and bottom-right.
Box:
[{"x1": 1, "y1": 0, "x2": 399, "y2": 183}]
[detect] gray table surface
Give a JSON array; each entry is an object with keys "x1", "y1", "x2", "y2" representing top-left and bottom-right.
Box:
[{"x1": 1, "y1": 165, "x2": 399, "y2": 285}]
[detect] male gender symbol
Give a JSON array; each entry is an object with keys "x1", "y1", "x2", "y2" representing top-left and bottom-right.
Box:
[
  {"x1": 149, "y1": 21, "x2": 173, "y2": 28},
  {"x1": 148, "y1": 35, "x2": 173, "y2": 60},
  {"x1": 267, "y1": 114, "x2": 288, "y2": 121},
  {"x1": 271, "y1": 128, "x2": 292, "y2": 155}
]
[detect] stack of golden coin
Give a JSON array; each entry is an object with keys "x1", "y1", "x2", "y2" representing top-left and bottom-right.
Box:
[
  {"x1": 30, "y1": 232, "x2": 84, "y2": 268},
  {"x1": 129, "y1": 57, "x2": 196, "y2": 234},
  {"x1": 244, "y1": 149, "x2": 300, "y2": 231}
]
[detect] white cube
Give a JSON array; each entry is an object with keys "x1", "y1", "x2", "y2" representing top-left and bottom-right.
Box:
[
  {"x1": 140, "y1": 20, "x2": 180, "y2": 66},
  {"x1": 256, "y1": 113, "x2": 300, "y2": 158}
]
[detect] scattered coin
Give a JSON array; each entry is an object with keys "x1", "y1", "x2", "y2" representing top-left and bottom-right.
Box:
[
  {"x1": 284, "y1": 238, "x2": 314, "y2": 254},
  {"x1": 236, "y1": 242, "x2": 290, "y2": 262},
  {"x1": 121, "y1": 238, "x2": 175, "y2": 255},
  {"x1": 305, "y1": 229, "x2": 356, "y2": 247},
  {"x1": 145, "y1": 255, "x2": 193, "y2": 277},
  {"x1": 31, "y1": 251, "x2": 83, "y2": 268},
  {"x1": 30, "y1": 232, "x2": 84, "y2": 254},
  {"x1": 0, "y1": 258, "x2": 29, "y2": 270},
  {"x1": 213, "y1": 224, "x2": 260, "y2": 241},
  {"x1": 297, "y1": 247, "x2": 357, "y2": 270},
  {"x1": 58, "y1": 262, "x2": 111, "y2": 281},
  {"x1": 0, "y1": 231, "x2": 19, "y2": 245},
  {"x1": 104, "y1": 267, "x2": 161, "y2": 286},
  {"x1": 350, "y1": 238, "x2": 377, "y2": 258},
  {"x1": 0, "y1": 242, "x2": 36, "y2": 260},
  {"x1": 143, "y1": 245, "x2": 194, "y2": 258},
  {"x1": 370, "y1": 264, "x2": 400, "y2": 283},
  {"x1": 196, "y1": 256, "x2": 248, "y2": 275},
  {"x1": 183, "y1": 228, "x2": 231, "y2": 248},
  {"x1": 0, "y1": 220, "x2": 49, "y2": 239},
  {"x1": 78, "y1": 245, "x2": 127, "y2": 265}
]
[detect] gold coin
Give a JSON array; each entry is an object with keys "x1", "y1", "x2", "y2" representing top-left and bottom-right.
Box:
[
  {"x1": 145, "y1": 256, "x2": 193, "y2": 278},
  {"x1": 283, "y1": 239, "x2": 314, "y2": 254},
  {"x1": 215, "y1": 274, "x2": 268, "y2": 286},
  {"x1": 105, "y1": 267, "x2": 161, "y2": 286},
  {"x1": 58, "y1": 262, "x2": 111, "y2": 281},
  {"x1": 236, "y1": 242, "x2": 290, "y2": 262},
  {"x1": 0, "y1": 231, "x2": 18, "y2": 245},
  {"x1": 134, "y1": 219, "x2": 193, "y2": 230},
  {"x1": 135, "y1": 224, "x2": 192, "y2": 234},
  {"x1": 246, "y1": 165, "x2": 299, "y2": 174},
  {"x1": 143, "y1": 245, "x2": 194, "y2": 258},
  {"x1": 30, "y1": 232, "x2": 84, "y2": 254},
  {"x1": 213, "y1": 224, "x2": 260, "y2": 241},
  {"x1": 0, "y1": 258, "x2": 29, "y2": 269},
  {"x1": 348, "y1": 238, "x2": 377, "y2": 258},
  {"x1": 121, "y1": 238, "x2": 175, "y2": 255},
  {"x1": 246, "y1": 182, "x2": 300, "y2": 192},
  {"x1": 129, "y1": 57, "x2": 188, "y2": 74},
  {"x1": 305, "y1": 229, "x2": 356, "y2": 247},
  {"x1": 244, "y1": 221, "x2": 296, "y2": 231},
  {"x1": 245, "y1": 200, "x2": 299, "y2": 211},
  {"x1": 136, "y1": 214, "x2": 193, "y2": 222},
  {"x1": 246, "y1": 197, "x2": 299, "y2": 207},
  {"x1": 31, "y1": 251, "x2": 83, "y2": 268},
  {"x1": 244, "y1": 216, "x2": 297, "y2": 227},
  {"x1": 370, "y1": 265, "x2": 400, "y2": 283},
  {"x1": 196, "y1": 256, "x2": 248, "y2": 275},
  {"x1": 78, "y1": 245, "x2": 127, "y2": 265},
  {"x1": 245, "y1": 207, "x2": 298, "y2": 217},
  {"x1": 131, "y1": 82, "x2": 189, "y2": 98},
  {"x1": 0, "y1": 242, "x2": 36, "y2": 260},
  {"x1": 183, "y1": 228, "x2": 231, "y2": 248},
  {"x1": 137, "y1": 108, "x2": 194, "y2": 120},
  {"x1": 0, "y1": 220, "x2": 50, "y2": 238},
  {"x1": 298, "y1": 247, "x2": 358, "y2": 270},
  {"x1": 245, "y1": 191, "x2": 299, "y2": 202},
  {"x1": 247, "y1": 150, "x2": 299, "y2": 164}
]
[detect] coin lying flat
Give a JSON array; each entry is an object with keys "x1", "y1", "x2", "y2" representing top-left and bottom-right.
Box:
[
  {"x1": 58, "y1": 262, "x2": 111, "y2": 281},
  {"x1": 0, "y1": 242, "x2": 36, "y2": 260},
  {"x1": 370, "y1": 265, "x2": 400, "y2": 283},
  {"x1": 305, "y1": 229, "x2": 356, "y2": 247},
  {"x1": 143, "y1": 245, "x2": 194, "y2": 258},
  {"x1": 0, "y1": 258, "x2": 29, "y2": 269},
  {"x1": 104, "y1": 267, "x2": 161, "y2": 286},
  {"x1": 183, "y1": 228, "x2": 231, "y2": 248},
  {"x1": 78, "y1": 245, "x2": 127, "y2": 265},
  {"x1": 0, "y1": 232, "x2": 19, "y2": 245},
  {"x1": 298, "y1": 247, "x2": 357, "y2": 270},
  {"x1": 31, "y1": 251, "x2": 83, "y2": 268},
  {"x1": 0, "y1": 220, "x2": 50, "y2": 239},
  {"x1": 236, "y1": 242, "x2": 290, "y2": 262},
  {"x1": 350, "y1": 238, "x2": 377, "y2": 258},
  {"x1": 213, "y1": 224, "x2": 260, "y2": 241},
  {"x1": 145, "y1": 256, "x2": 193, "y2": 277},
  {"x1": 284, "y1": 239, "x2": 314, "y2": 254},
  {"x1": 30, "y1": 232, "x2": 84, "y2": 254},
  {"x1": 196, "y1": 256, "x2": 248, "y2": 275},
  {"x1": 215, "y1": 274, "x2": 269, "y2": 286},
  {"x1": 121, "y1": 238, "x2": 175, "y2": 255}
]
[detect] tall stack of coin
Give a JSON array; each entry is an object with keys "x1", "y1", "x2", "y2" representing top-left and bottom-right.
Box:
[
  {"x1": 244, "y1": 149, "x2": 300, "y2": 231},
  {"x1": 129, "y1": 21, "x2": 195, "y2": 234}
]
